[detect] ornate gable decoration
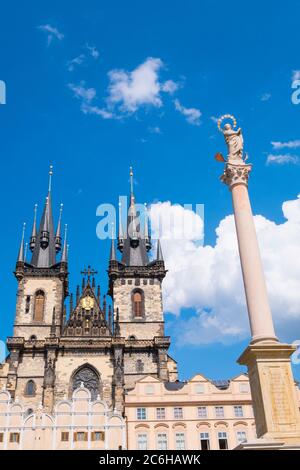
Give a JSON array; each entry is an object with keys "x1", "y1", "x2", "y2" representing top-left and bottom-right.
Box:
[{"x1": 63, "y1": 269, "x2": 112, "y2": 338}]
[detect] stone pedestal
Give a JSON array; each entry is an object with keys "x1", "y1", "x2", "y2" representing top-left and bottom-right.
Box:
[{"x1": 238, "y1": 342, "x2": 300, "y2": 444}]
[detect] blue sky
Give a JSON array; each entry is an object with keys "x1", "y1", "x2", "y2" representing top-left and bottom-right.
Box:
[{"x1": 1, "y1": 0, "x2": 300, "y2": 381}]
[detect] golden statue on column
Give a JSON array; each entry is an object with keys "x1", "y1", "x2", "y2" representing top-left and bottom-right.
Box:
[{"x1": 217, "y1": 115, "x2": 300, "y2": 449}]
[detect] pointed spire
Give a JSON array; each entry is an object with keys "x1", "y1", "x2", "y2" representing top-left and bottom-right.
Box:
[
  {"x1": 31, "y1": 166, "x2": 56, "y2": 267},
  {"x1": 17, "y1": 223, "x2": 26, "y2": 262},
  {"x1": 120, "y1": 168, "x2": 149, "y2": 266},
  {"x1": 92, "y1": 277, "x2": 96, "y2": 290},
  {"x1": 40, "y1": 196, "x2": 50, "y2": 248},
  {"x1": 156, "y1": 239, "x2": 164, "y2": 261},
  {"x1": 110, "y1": 223, "x2": 117, "y2": 261},
  {"x1": 130, "y1": 166, "x2": 134, "y2": 205},
  {"x1": 117, "y1": 201, "x2": 124, "y2": 252},
  {"x1": 30, "y1": 204, "x2": 38, "y2": 252},
  {"x1": 48, "y1": 164, "x2": 53, "y2": 193},
  {"x1": 61, "y1": 224, "x2": 68, "y2": 263},
  {"x1": 55, "y1": 203, "x2": 63, "y2": 253},
  {"x1": 76, "y1": 285, "x2": 80, "y2": 303},
  {"x1": 144, "y1": 203, "x2": 152, "y2": 251}
]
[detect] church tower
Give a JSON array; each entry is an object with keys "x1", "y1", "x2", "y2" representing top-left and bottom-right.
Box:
[
  {"x1": 14, "y1": 166, "x2": 68, "y2": 340},
  {"x1": 5, "y1": 167, "x2": 68, "y2": 404},
  {"x1": 108, "y1": 168, "x2": 178, "y2": 390}
]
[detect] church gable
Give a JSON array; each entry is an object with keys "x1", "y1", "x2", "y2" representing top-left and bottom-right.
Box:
[{"x1": 62, "y1": 268, "x2": 112, "y2": 338}]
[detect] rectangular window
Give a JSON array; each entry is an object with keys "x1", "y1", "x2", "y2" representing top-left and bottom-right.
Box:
[
  {"x1": 9, "y1": 433, "x2": 20, "y2": 443},
  {"x1": 175, "y1": 432, "x2": 185, "y2": 450},
  {"x1": 0, "y1": 433, "x2": 4, "y2": 443},
  {"x1": 173, "y1": 407, "x2": 183, "y2": 419},
  {"x1": 236, "y1": 431, "x2": 247, "y2": 444},
  {"x1": 74, "y1": 432, "x2": 87, "y2": 442},
  {"x1": 137, "y1": 433, "x2": 148, "y2": 450},
  {"x1": 137, "y1": 408, "x2": 147, "y2": 420},
  {"x1": 200, "y1": 432, "x2": 210, "y2": 450},
  {"x1": 218, "y1": 432, "x2": 228, "y2": 450},
  {"x1": 197, "y1": 406, "x2": 207, "y2": 418},
  {"x1": 157, "y1": 433, "x2": 168, "y2": 450},
  {"x1": 234, "y1": 405, "x2": 244, "y2": 417},
  {"x1": 61, "y1": 432, "x2": 69, "y2": 442},
  {"x1": 156, "y1": 407, "x2": 166, "y2": 420},
  {"x1": 92, "y1": 431, "x2": 105, "y2": 441},
  {"x1": 215, "y1": 406, "x2": 224, "y2": 418}
]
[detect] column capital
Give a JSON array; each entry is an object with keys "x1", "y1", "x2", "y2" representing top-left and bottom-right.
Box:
[{"x1": 221, "y1": 162, "x2": 252, "y2": 189}]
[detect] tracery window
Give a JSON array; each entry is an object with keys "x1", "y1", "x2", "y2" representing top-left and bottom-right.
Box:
[
  {"x1": 25, "y1": 380, "x2": 36, "y2": 396},
  {"x1": 72, "y1": 366, "x2": 100, "y2": 400}
]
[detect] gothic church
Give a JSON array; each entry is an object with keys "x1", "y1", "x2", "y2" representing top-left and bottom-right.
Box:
[{"x1": 0, "y1": 168, "x2": 177, "y2": 422}]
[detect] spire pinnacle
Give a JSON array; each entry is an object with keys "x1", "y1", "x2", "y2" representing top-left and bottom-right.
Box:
[
  {"x1": 144, "y1": 203, "x2": 152, "y2": 251},
  {"x1": 110, "y1": 223, "x2": 117, "y2": 261},
  {"x1": 17, "y1": 223, "x2": 26, "y2": 262},
  {"x1": 48, "y1": 165, "x2": 53, "y2": 193},
  {"x1": 156, "y1": 239, "x2": 164, "y2": 261},
  {"x1": 130, "y1": 166, "x2": 134, "y2": 201},
  {"x1": 117, "y1": 202, "x2": 124, "y2": 252},
  {"x1": 29, "y1": 204, "x2": 38, "y2": 252},
  {"x1": 55, "y1": 203, "x2": 63, "y2": 253},
  {"x1": 61, "y1": 224, "x2": 68, "y2": 263}
]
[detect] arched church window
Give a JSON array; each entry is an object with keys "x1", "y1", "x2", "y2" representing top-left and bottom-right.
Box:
[
  {"x1": 29, "y1": 335, "x2": 37, "y2": 341},
  {"x1": 25, "y1": 380, "x2": 36, "y2": 396},
  {"x1": 132, "y1": 290, "x2": 144, "y2": 318},
  {"x1": 72, "y1": 366, "x2": 100, "y2": 401},
  {"x1": 33, "y1": 290, "x2": 45, "y2": 321},
  {"x1": 136, "y1": 359, "x2": 144, "y2": 373}
]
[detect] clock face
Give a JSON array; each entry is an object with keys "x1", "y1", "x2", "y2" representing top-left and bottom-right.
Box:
[{"x1": 81, "y1": 295, "x2": 94, "y2": 310}]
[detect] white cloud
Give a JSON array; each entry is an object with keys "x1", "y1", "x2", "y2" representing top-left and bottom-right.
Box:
[
  {"x1": 261, "y1": 93, "x2": 271, "y2": 101},
  {"x1": 148, "y1": 126, "x2": 162, "y2": 134},
  {"x1": 38, "y1": 24, "x2": 64, "y2": 45},
  {"x1": 107, "y1": 57, "x2": 164, "y2": 113},
  {"x1": 161, "y1": 80, "x2": 179, "y2": 94},
  {"x1": 150, "y1": 195, "x2": 300, "y2": 345},
  {"x1": 86, "y1": 44, "x2": 99, "y2": 59},
  {"x1": 174, "y1": 99, "x2": 201, "y2": 126},
  {"x1": 271, "y1": 140, "x2": 300, "y2": 149},
  {"x1": 68, "y1": 82, "x2": 96, "y2": 102},
  {"x1": 266, "y1": 154, "x2": 299, "y2": 165},
  {"x1": 81, "y1": 102, "x2": 114, "y2": 119},
  {"x1": 67, "y1": 54, "x2": 85, "y2": 72},
  {"x1": 292, "y1": 70, "x2": 300, "y2": 81},
  {"x1": 210, "y1": 116, "x2": 219, "y2": 124}
]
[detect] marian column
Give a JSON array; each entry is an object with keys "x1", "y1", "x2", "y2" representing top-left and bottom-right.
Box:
[{"x1": 218, "y1": 115, "x2": 300, "y2": 447}]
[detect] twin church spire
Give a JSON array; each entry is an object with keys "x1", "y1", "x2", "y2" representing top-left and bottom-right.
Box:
[
  {"x1": 16, "y1": 166, "x2": 163, "y2": 271},
  {"x1": 16, "y1": 166, "x2": 68, "y2": 270},
  {"x1": 110, "y1": 167, "x2": 164, "y2": 266}
]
